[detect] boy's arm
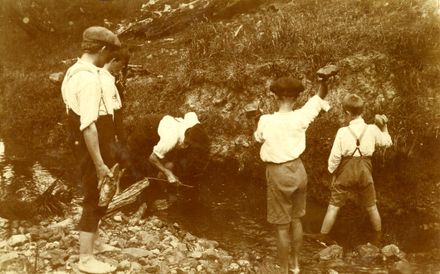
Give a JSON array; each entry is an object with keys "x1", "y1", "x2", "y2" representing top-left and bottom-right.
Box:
[
  {"x1": 149, "y1": 117, "x2": 180, "y2": 183},
  {"x1": 254, "y1": 115, "x2": 267, "y2": 143},
  {"x1": 373, "y1": 124, "x2": 392, "y2": 148},
  {"x1": 328, "y1": 129, "x2": 343, "y2": 174},
  {"x1": 297, "y1": 79, "x2": 331, "y2": 127},
  {"x1": 373, "y1": 115, "x2": 392, "y2": 148}
]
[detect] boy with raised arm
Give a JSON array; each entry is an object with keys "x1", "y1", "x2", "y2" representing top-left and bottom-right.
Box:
[{"x1": 254, "y1": 73, "x2": 332, "y2": 274}]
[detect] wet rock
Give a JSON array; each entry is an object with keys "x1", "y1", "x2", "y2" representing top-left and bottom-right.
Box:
[
  {"x1": 238, "y1": 259, "x2": 250, "y2": 267},
  {"x1": 389, "y1": 260, "x2": 413, "y2": 274},
  {"x1": 382, "y1": 244, "x2": 405, "y2": 259},
  {"x1": 7, "y1": 234, "x2": 28, "y2": 247},
  {"x1": 198, "y1": 238, "x2": 219, "y2": 249},
  {"x1": 118, "y1": 259, "x2": 131, "y2": 270},
  {"x1": 189, "y1": 251, "x2": 203, "y2": 259},
  {"x1": 315, "y1": 245, "x2": 343, "y2": 261},
  {"x1": 226, "y1": 262, "x2": 240, "y2": 272},
  {"x1": 357, "y1": 243, "x2": 381, "y2": 259},
  {"x1": 113, "y1": 215, "x2": 123, "y2": 222},
  {"x1": 122, "y1": 247, "x2": 151, "y2": 258},
  {"x1": 0, "y1": 252, "x2": 31, "y2": 273},
  {"x1": 48, "y1": 218, "x2": 73, "y2": 229},
  {"x1": 184, "y1": 232, "x2": 196, "y2": 242}
]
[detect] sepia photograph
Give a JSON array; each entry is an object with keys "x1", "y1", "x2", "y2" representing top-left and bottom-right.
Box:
[{"x1": 0, "y1": 0, "x2": 439, "y2": 273}]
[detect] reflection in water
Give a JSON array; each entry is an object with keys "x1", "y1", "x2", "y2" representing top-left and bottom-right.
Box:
[
  {"x1": 0, "y1": 139, "x2": 439, "y2": 273},
  {"x1": 0, "y1": 140, "x2": 56, "y2": 201}
]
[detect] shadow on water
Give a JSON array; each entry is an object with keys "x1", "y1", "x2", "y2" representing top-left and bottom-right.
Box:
[{"x1": 1, "y1": 139, "x2": 440, "y2": 273}]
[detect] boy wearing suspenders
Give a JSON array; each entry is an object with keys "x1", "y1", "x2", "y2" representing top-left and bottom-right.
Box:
[
  {"x1": 319, "y1": 94, "x2": 392, "y2": 244},
  {"x1": 61, "y1": 26, "x2": 121, "y2": 273}
]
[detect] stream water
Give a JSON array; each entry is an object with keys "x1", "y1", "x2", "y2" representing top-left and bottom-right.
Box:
[{"x1": 0, "y1": 139, "x2": 439, "y2": 273}]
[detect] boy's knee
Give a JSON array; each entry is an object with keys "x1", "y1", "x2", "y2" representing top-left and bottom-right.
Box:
[
  {"x1": 291, "y1": 218, "x2": 302, "y2": 225},
  {"x1": 366, "y1": 204, "x2": 379, "y2": 213},
  {"x1": 276, "y1": 223, "x2": 290, "y2": 231}
]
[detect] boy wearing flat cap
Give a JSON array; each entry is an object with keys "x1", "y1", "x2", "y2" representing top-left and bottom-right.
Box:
[
  {"x1": 254, "y1": 75, "x2": 332, "y2": 274},
  {"x1": 318, "y1": 94, "x2": 392, "y2": 244},
  {"x1": 61, "y1": 26, "x2": 121, "y2": 274}
]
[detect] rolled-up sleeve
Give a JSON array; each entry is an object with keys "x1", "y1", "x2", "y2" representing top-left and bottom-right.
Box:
[
  {"x1": 76, "y1": 72, "x2": 101, "y2": 131},
  {"x1": 153, "y1": 116, "x2": 179, "y2": 159},
  {"x1": 254, "y1": 115, "x2": 268, "y2": 143},
  {"x1": 297, "y1": 95, "x2": 331, "y2": 128},
  {"x1": 328, "y1": 129, "x2": 343, "y2": 174},
  {"x1": 373, "y1": 125, "x2": 393, "y2": 148}
]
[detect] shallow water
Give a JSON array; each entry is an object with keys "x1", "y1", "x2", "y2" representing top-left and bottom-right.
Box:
[{"x1": 0, "y1": 139, "x2": 439, "y2": 273}]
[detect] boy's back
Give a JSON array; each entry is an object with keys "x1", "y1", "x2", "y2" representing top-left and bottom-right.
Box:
[{"x1": 328, "y1": 117, "x2": 392, "y2": 174}]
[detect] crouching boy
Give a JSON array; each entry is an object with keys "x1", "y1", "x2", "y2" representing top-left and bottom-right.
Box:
[
  {"x1": 254, "y1": 76, "x2": 331, "y2": 274},
  {"x1": 319, "y1": 94, "x2": 392, "y2": 244}
]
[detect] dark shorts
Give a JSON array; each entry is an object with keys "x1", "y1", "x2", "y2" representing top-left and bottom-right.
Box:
[
  {"x1": 266, "y1": 159, "x2": 307, "y2": 225},
  {"x1": 70, "y1": 113, "x2": 116, "y2": 233},
  {"x1": 329, "y1": 156, "x2": 376, "y2": 208},
  {"x1": 330, "y1": 181, "x2": 377, "y2": 208}
]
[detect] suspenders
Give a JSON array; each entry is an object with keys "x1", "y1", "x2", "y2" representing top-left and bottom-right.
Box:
[
  {"x1": 347, "y1": 125, "x2": 368, "y2": 157},
  {"x1": 64, "y1": 66, "x2": 110, "y2": 116}
]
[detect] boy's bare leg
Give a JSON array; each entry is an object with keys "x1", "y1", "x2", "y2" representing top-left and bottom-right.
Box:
[
  {"x1": 320, "y1": 205, "x2": 340, "y2": 234},
  {"x1": 275, "y1": 223, "x2": 290, "y2": 274},
  {"x1": 366, "y1": 205, "x2": 382, "y2": 231},
  {"x1": 79, "y1": 231, "x2": 95, "y2": 259},
  {"x1": 290, "y1": 218, "x2": 302, "y2": 272}
]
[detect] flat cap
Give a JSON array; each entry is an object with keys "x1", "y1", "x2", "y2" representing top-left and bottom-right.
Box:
[{"x1": 82, "y1": 26, "x2": 121, "y2": 48}]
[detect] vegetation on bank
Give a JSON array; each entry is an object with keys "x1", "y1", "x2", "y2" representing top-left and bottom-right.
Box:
[{"x1": 0, "y1": 0, "x2": 439, "y2": 223}]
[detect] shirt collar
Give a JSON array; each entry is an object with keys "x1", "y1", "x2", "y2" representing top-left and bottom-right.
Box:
[
  {"x1": 76, "y1": 58, "x2": 99, "y2": 71},
  {"x1": 349, "y1": 117, "x2": 365, "y2": 125}
]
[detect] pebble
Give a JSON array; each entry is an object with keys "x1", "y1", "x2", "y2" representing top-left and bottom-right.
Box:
[
  {"x1": 7, "y1": 235, "x2": 28, "y2": 247},
  {"x1": 113, "y1": 215, "x2": 123, "y2": 222}
]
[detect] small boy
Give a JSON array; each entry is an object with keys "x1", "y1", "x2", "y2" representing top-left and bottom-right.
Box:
[
  {"x1": 319, "y1": 94, "x2": 392, "y2": 244},
  {"x1": 254, "y1": 76, "x2": 331, "y2": 274}
]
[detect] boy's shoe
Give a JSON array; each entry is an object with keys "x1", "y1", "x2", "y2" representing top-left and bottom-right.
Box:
[
  {"x1": 78, "y1": 256, "x2": 116, "y2": 274},
  {"x1": 289, "y1": 267, "x2": 300, "y2": 274}
]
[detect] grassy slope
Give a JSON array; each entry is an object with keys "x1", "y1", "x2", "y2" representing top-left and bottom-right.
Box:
[{"x1": 1, "y1": 0, "x2": 440, "y2": 223}]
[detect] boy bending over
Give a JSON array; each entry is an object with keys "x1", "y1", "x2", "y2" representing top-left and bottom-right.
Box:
[{"x1": 254, "y1": 76, "x2": 331, "y2": 274}]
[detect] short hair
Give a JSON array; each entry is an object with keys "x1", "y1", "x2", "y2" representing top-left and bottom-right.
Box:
[
  {"x1": 112, "y1": 46, "x2": 131, "y2": 64},
  {"x1": 342, "y1": 94, "x2": 365, "y2": 115},
  {"x1": 185, "y1": 124, "x2": 210, "y2": 151},
  {"x1": 270, "y1": 77, "x2": 305, "y2": 97},
  {"x1": 182, "y1": 124, "x2": 210, "y2": 177}
]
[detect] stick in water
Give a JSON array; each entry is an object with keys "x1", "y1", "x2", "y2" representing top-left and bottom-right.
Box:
[{"x1": 146, "y1": 177, "x2": 195, "y2": 188}]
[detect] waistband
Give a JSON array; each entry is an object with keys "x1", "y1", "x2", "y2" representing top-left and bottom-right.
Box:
[{"x1": 265, "y1": 158, "x2": 302, "y2": 166}]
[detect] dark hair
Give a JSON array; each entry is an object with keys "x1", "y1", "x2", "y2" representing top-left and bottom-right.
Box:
[
  {"x1": 185, "y1": 124, "x2": 210, "y2": 151},
  {"x1": 81, "y1": 41, "x2": 119, "y2": 54},
  {"x1": 181, "y1": 124, "x2": 210, "y2": 177},
  {"x1": 112, "y1": 46, "x2": 131, "y2": 65},
  {"x1": 270, "y1": 77, "x2": 305, "y2": 97},
  {"x1": 342, "y1": 94, "x2": 364, "y2": 115}
]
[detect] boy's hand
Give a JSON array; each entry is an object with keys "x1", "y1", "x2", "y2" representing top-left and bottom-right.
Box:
[
  {"x1": 374, "y1": 114, "x2": 388, "y2": 130},
  {"x1": 165, "y1": 171, "x2": 180, "y2": 184}
]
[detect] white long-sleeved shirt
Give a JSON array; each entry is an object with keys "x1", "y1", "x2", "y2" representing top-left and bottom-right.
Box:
[
  {"x1": 254, "y1": 95, "x2": 330, "y2": 163},
  {"x1": 99, "y1": 68, "x2": 122, "y2": 111},
  {"x1": 153, "y1": 112, "x2": 200, "y2": 159},
  {"x1": 61, "y1": 59, "x2": 120, "y2": 131},
  {"x1": 327, "y1": 117, "x2": 393, "y2": 173}
]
